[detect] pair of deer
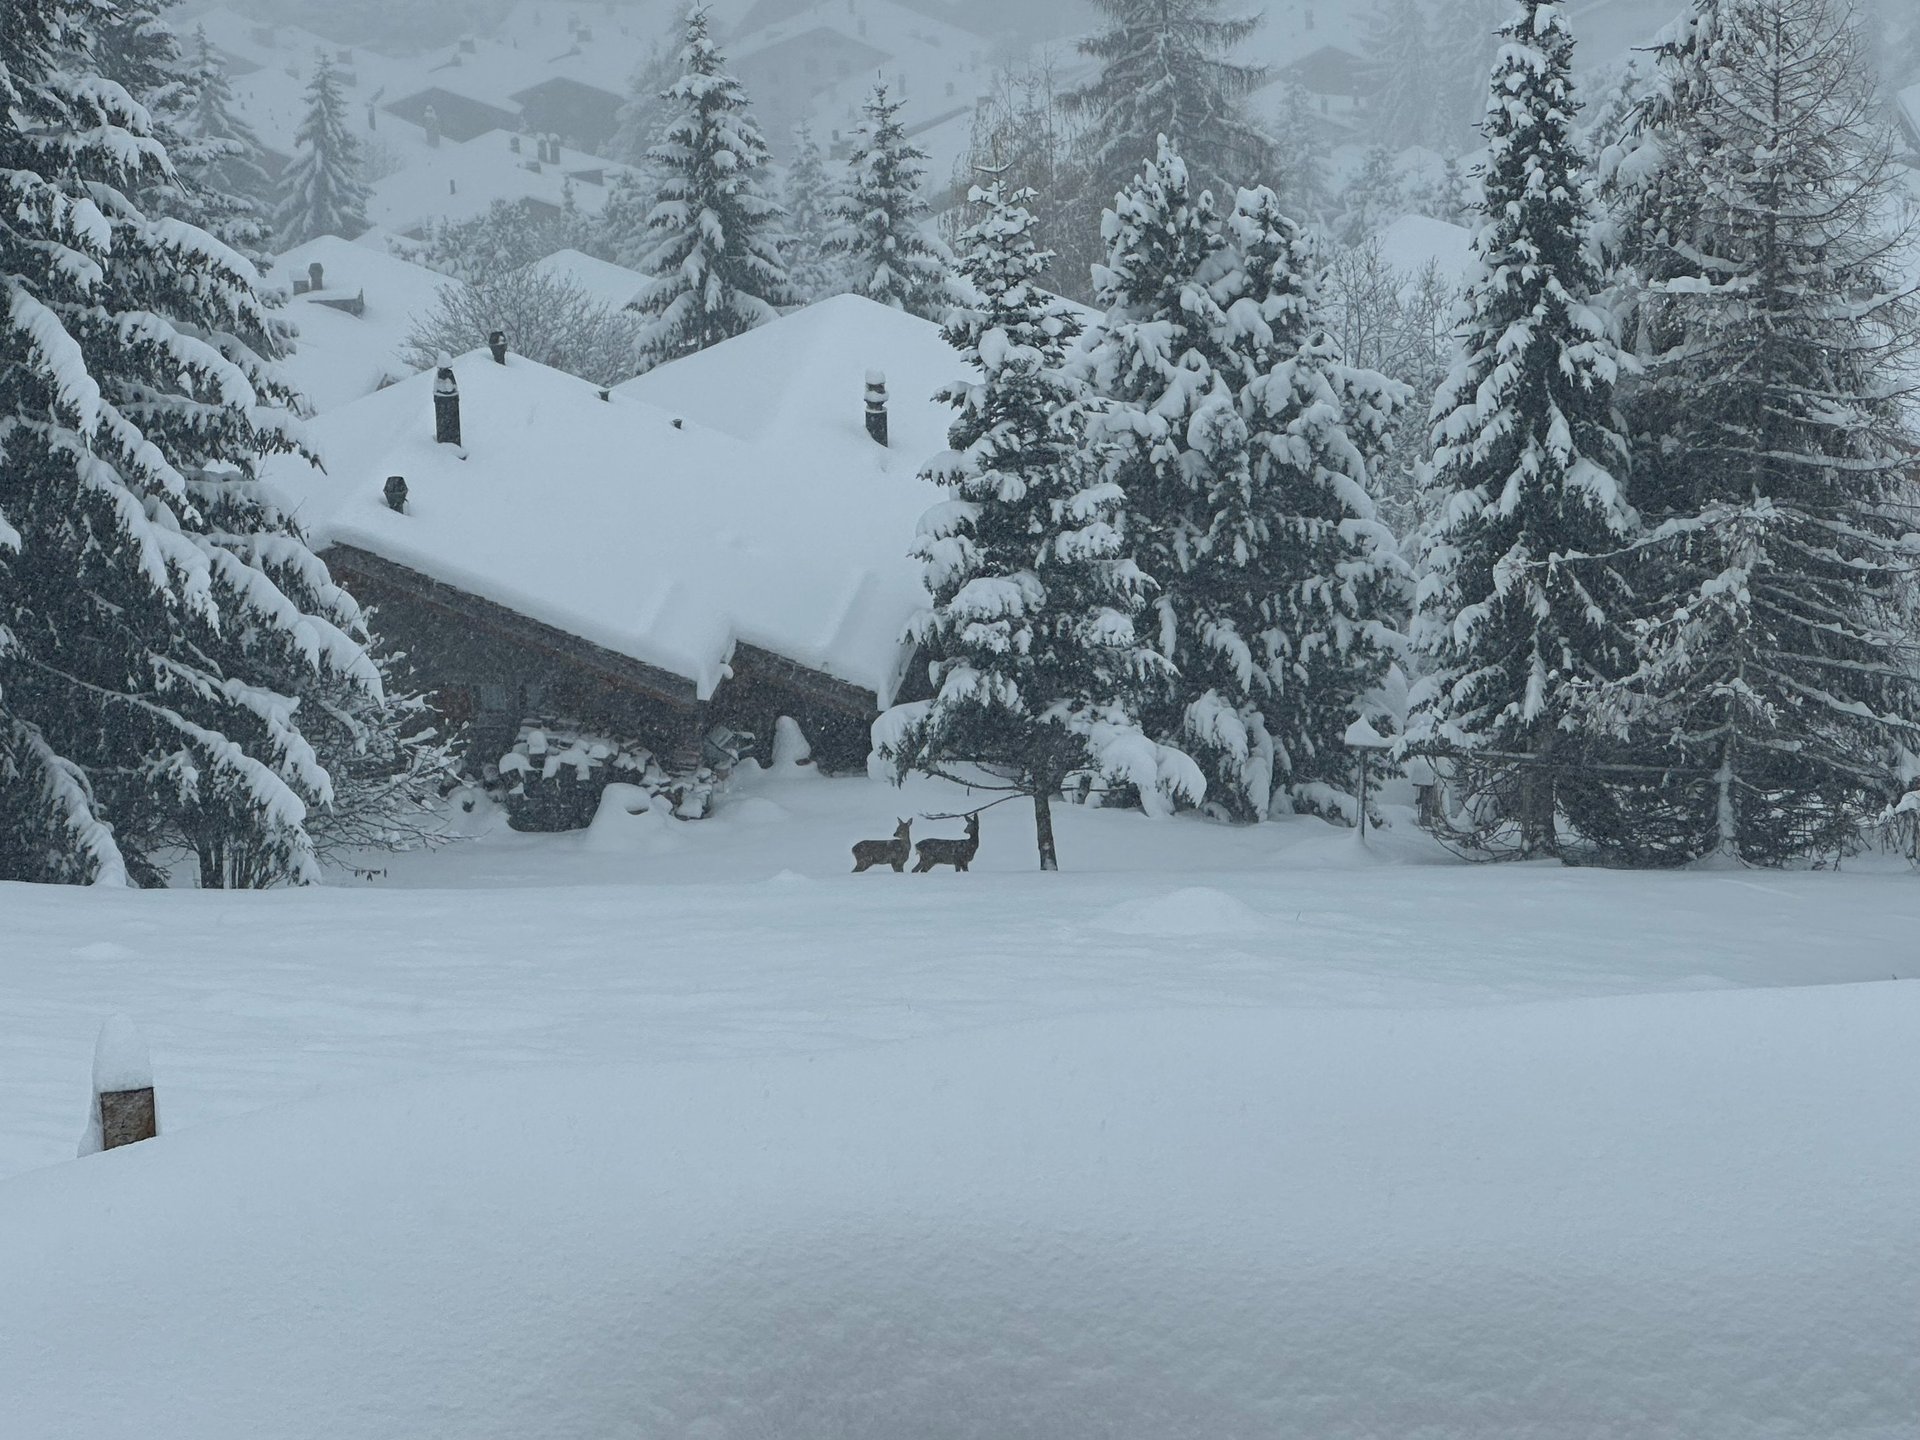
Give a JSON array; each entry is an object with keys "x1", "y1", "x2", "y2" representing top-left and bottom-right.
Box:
[{"x1": 851, "y1": 814, "x2": 980, "y2": 873}]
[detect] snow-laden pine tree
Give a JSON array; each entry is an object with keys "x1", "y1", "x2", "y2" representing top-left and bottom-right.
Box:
[
  {"x1": 2, "y1": 0, "x2": 388, "y2": 886},
  {"x1": 1081, "y1": 144, "x2": 1405, "y2": 820},
  {"x1": 1219, "y1": 188, "x2": 1408, "y2": 819},
  {"x1": 1366, "y1": 0, "x2": 1438, "y2": 149},
  {"x1": 1405, "y1": 0, "x2": 1638, "y2": 859},
  {"x1": 1079, "y1": 142, "x2": 1243, "y2": 806},
  {"x1": 828, "y1": 83, "x2": 955, "y2": 321},
  {"x1": 1269, "y1": 81, "x2": 1334, "y2": 228},
  {"x1": 1062, "y1": 0, "x2": 1272, "y2": 223},
  {"x1": 1593, "y1": 0, "x2": 1920, "y2": 863},
  {"x1": 877, "y1": 183, "x2": 1201, "y2": 869},
  {"x1": 1433, "y1": 0, "x2": 1506, "y2": 142},
  {"x1": 1337, "y1": 145, "x2": 1405, "y2": 245},
  {"x1": 184, "y1": 26, "x2": 273, "y2": 213},
  {"x1": 274, "y1": 53, "x2": 370, "y2": 245},
  {"x1": 782, "y1": 121, "x2": 841, "y2": 303},
  {"x1": 630, "y1": 6, "x2": 793, "y2": 367}
]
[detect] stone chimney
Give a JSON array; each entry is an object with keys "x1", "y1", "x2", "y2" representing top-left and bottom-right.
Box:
[
  {"x1": 308, "y1": 260, "x2": 325, "y2": 293},
  {"x1": 488, "y1": 330, "x2": 508, "y2": 364},
  {"x1": 384, "y1": 475, "x2": 408, "y2": 513},
  {"x1": 434, "y1": 361, "x2": 461, "y2": 446},
  {"x1": 864, "y1": 370, "x2": 888, "y2": 447}
]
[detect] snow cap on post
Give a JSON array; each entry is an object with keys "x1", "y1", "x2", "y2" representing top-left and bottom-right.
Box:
[
  {"x1": 864, "y1": 369, "x2": 888, "y2": 447},
  {"x1": 79, "y1": 1015, "x2": 158, "y2": 1156}
]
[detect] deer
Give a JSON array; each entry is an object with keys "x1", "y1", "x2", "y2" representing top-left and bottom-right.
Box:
[
  {"x1": 913, "y1": 813, "x2": 980, "y2": 873},
  {"x1": 851, "y1": 818, "x2": 912, "y2": 873}
]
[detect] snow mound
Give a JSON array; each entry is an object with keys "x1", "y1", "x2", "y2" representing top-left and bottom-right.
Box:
[
  {"x1": 1097, "y1": 886, "x2": 1267, "y2": 937},
  {"x1": 1, "y1": 991, "x2": 1914, "y2": 1440},
  {"x1": 582, "y1": 785, "x2": 680, "y2": 854}
]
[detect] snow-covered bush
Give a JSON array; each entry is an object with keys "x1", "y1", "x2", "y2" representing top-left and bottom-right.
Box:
[{"x1": 403, "y1": 270, "x2": 644, "y2": 387}]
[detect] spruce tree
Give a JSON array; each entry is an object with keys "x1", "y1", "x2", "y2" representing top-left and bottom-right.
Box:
[
  {"x1": 782, "y1": 121, "x2": 841, "y2": 303},
  {"x1": 274, "y1": 53, "x2": 370, "y2": 245},
  {"x1": 1366, "y1": 0, "x2": 1438, "y2": 149},
  {"x1": 1406, "y1": 0, "x2": 1638, "y2": 859},
  {"x1": 828, "y1": 83, "x2": 955, "y2": 322},
  {"x1": 2, "y1": 0, "x2": 386, "y2": 886},
  {"x1": 630, "y1": 5, "x2": 793, "y2": 367},
  {"x1": 1595, "y1": 0, "x2": 1920, "y2": 863},
  {"x1": 1082, "y1": 144, "x2": 1405, "y2": 820},
  {"x1": 184, "y1": 26, "x2": 273, "y2": 212},
  {"x1": 878, "y1": 183, "x2": 1200, "y2": 869},
  {"x1": 1062, "y1": 0, "x2": 1272, "y2": 220},
  {"x1": 1080, "y1": 142, "x2": 1242, "y2": 810},
  {"x1": 1221, "y1": 188, "x2": 1407, "y2": 818},
  {"x1": 1269, "y1": 81, "x2": 1334, "y2": 228},
  {"x1": 1337, "y1": 144, "x2": 1405, "y2": 245}
]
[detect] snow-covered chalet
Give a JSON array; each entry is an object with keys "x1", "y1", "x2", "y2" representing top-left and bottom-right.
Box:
[{"x1": 267, "y1": 294, "x2": 956, "y2": 776}]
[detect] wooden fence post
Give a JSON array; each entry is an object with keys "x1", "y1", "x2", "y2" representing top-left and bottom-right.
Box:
[{"x1": 84, "y1": 1015, "x2": 157, "y2": 1155}]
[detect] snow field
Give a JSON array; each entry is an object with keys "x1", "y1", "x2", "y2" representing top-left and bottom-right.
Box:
[
  {"x1": 0, "y1": 989, "x2": 1914, "y2": 1439},
  {"x1": 2, "y1": 772, "x2": 1916, "y2": 1436}
]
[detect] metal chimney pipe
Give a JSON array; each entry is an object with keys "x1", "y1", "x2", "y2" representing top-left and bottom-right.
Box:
[
  {"x1": 433, "y1": 364, "x2": 461, "y2": 446},
  {"x1": 864, "y1": 370, "x2": 888, "y2": 448}
]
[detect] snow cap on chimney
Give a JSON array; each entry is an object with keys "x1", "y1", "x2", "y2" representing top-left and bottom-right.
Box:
[
  {"x1": 433, "y1": 354, "x2": 461, "y2": 447},
  {"x1": 864, "y1": 369, "x2": 888, "y2": 448}
]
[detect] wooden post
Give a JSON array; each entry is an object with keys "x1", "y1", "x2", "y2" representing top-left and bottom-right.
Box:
[
  {"x1": 86, "y1": 1015, "x2": 157, "y2": 1155},
  {"x1": 99, "y1": 1087, "x2": 157, "y2": 1150}
]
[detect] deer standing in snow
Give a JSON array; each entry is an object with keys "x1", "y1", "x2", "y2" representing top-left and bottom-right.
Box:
[
  {"x1": 913, "y1": 813, "x2": 980, "y2": 873},
  {"x1": 851, "y1": 818, "x2": 912, "y2": 873}
]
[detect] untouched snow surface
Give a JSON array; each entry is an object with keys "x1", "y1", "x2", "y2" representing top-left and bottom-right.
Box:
[{"x1": 2, "y1": 771, "x2": 1916, "y2": 1437}]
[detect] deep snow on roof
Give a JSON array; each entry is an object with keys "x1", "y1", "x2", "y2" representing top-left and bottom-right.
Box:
[
  {"x1": 268, "y1": 236, "x2": 458, "y2": 415},
  {"x1": 615, "y1": 292, "x2": 963, "y2": 455},
  {"x1": 522, "y1": 248, "x2": 648, "y2": 311},
  {"x1": 270, "y1": 298, "x2": 960, "y2": 700},
  {"x1": 1373, "y1": 214, "x2": 1475, "y2": 289}
]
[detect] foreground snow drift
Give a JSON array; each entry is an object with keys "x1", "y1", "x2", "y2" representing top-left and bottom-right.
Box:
[{"x1": 3, "y1": 987, "x2": 1914, "y2": 1440}]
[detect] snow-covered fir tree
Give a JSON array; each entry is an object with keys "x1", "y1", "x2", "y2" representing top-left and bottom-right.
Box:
[
  {"x1": 828, "y1": 83, "x2": 955, "y2": 322},
  {"x1": 1062, "y1": 0, "x2": 1273, "y2": 226},
  {"x1": 1433, "y1": 0, "x2": 1506, "y2": 142},
  {"x1": 1406, "y1": 0, "x2": 1639, "y2": 859},
  {"x1": 781, "y1": 121, "x2": 841, "y2": 303},
  {"x1": 629, "y1": 6, "x2": 793, "y2": 367},
  {"x1": 1079, "y1": 143, "x2": 1236, "y2": 798},
  {"x1": 877, "y1": 183, "x2": 1201, "y2": 869},
  {"x1": 183, "y1": 26, "x2": 273, "y2": 213},
  {"x1": 1208, "y1": 189, "x2": 1407, "y2": 819},
  {"x1": 1269, "y1": 81, "x2": 1335, "y2": 227},
  {"x1": 1337, "y1": 144, "x2": 1406, "y2": 245},
  {"x1": 1, "y1": 0, "x2": 389, "y2": 886},
  {"x1": 1366, "y1": 0, "x2": 1438, "y2": 149},
  {"x1": 1593, "y1": 0, "x2": 1920, "y2": 863},
  {"x1": 273, "y1": 52, "x2": 370, "y2": 245},
  {"x1": 1082, "y1": 143, "x2": 1405, "y2": 820}
]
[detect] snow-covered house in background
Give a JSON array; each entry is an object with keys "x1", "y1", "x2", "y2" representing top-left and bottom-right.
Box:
[
  {"x1": 520, "y1": 248, "x2": 649, "y2": 311},
  {"x1": 269, "y1": 235, "x2": 459, "y2": 414},
  {"x1": 268, "y1": 295, "x2": 960, "y2": 779}
]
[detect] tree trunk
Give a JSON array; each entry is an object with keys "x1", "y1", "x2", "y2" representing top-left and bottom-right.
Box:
[
  {"x1": 1032, "y1": 788, "x2": 1058, "y2": 872},
  {"x1": 1518, "y1": 728, "x2": 1558, "y2": 859}
]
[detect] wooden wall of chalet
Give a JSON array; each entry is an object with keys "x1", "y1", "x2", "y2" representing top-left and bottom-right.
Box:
[{"x1": 325, "y1": 545, "x2": 895, "y2": 780}]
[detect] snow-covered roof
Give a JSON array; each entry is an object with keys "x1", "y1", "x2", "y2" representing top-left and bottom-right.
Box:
[
  {"x1": 270, "y1": 296, "x2": 962, "y2": 701},
  {"x1": 1373, "y1": 214, "x2": 1475, "y2": 288},
  {"x1": 267, "y1": 235, "x2": 457, "y2": 415},
  {"x1": 615, "y1": 291, "x2": 960, "y2": 452},
  {"x1": 521, "y1": 248, "x2": 648, "y2": 311}
]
